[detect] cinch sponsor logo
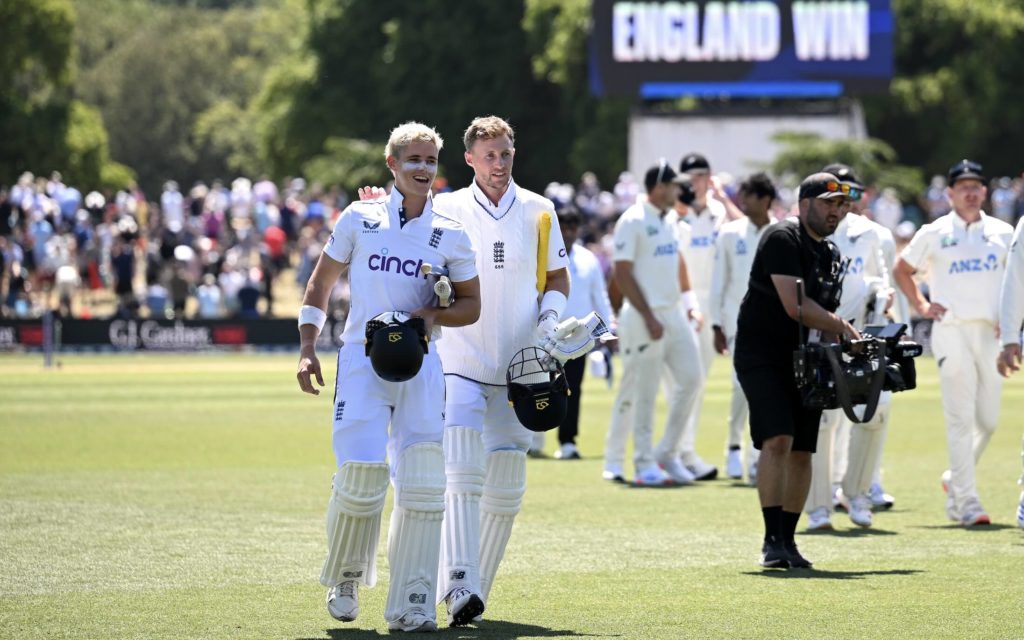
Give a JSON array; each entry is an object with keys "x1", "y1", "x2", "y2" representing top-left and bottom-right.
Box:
[
  {"x1": 653, "y1": 241, "x2": 678, "y2": 256},
  {"x1": 948, "y1": 254, "x2": 999, "y2": 274},
  {"x1": 368, "y1": 248, "x2": 428, "y2": 279}
]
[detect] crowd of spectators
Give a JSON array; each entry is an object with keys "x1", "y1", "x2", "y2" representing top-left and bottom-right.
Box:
[
  {"x1": 0, "y1": 172, "x2": 349, "y2": 321},
  {"x1": 3, "y1": 167, "x2": 1024, "y2": 321}
]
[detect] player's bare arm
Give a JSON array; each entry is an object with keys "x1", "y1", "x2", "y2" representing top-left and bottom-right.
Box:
[
  {"x1": 296, "y1": 253, "x2": 348, "y2": 395},
  {"x1": 614, "y1": 259, "x2": 663, "y2": 340},
  {"x1": 893, "y1": 257, "x2": 945, "y2": 320},
  {"x1": 544, "y1": 266, "x2": 570, "y2": 298},
  {"x1": 412, "y1": 276, "x2": 482, "y2": 336},
  {"x1": 771, "y1": 273, "x2": 859, "y2": 340}
]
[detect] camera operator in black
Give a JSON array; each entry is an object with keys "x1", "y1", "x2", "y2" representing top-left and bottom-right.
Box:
[{"x1": 734, "y1": 173, "x2": 860, "y2": 569}]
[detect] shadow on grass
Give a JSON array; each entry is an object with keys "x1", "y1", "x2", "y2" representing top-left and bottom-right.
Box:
[
  {"x1": 800, "y1": 527, "x2": 898, "y2": 537},
  {"x1": 300, "y1": 621, "x2": 618, "y2": 639},
  {"x1": 910, "y1": 523, "x2": 1019, "y2": 531},
  {"x1": 742, "y1": 568, "x2": 924, "y2": 580}
]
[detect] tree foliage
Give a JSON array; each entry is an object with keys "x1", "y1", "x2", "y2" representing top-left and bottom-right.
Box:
[
  {"x1": 767, "y1": 132, "x2": 924, "y2": 201},
  {"x1": 863, "y1": 0, "x2": 1024, "y2": 179},
  {"x1": 0, "y1": 0, "x2": 130, "y2": 189}
]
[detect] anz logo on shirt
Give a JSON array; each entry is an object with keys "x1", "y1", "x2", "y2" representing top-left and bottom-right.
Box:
[
  {"x1": 690, "y1": 234, "x2": 716, "y2": 248},
  {"x1": 653, "y1": 241, "x2": 678, "y2": 257},
  {"x1": 948, "y1": 254, "x2": 999, "y2": 274}
]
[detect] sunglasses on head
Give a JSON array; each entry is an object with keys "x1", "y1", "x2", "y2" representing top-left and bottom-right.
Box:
[
  {"x1": 825, "y1": 180, "x2": 863, "y2": 201},
  {"x1": 656, "y1": 157, "x2": 668, "y2": 185}
]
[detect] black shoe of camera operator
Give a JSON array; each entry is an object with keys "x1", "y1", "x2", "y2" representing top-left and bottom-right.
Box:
[
  {"x1": 760, "y1": 537, "x2": 790, "y2": 569},
  {"x1": 784, "y1": 541, "x2": 813, "y2": 569}
]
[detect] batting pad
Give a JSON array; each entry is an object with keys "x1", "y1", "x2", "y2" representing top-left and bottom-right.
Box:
[
  {"x1": 479, "y1": 449, "x2": 527, "y2": 603},
  {"x1": 438, "y1": 427, "x2": 486, "y2": 603},
  {"x1": 806, "y1": 410, "x2": 840, "y2": 514},
  {"x1": 843, "y1": 401, "x2": 889, "y2": 499},
  {"x1": 385, "y1": 443, "x2": 445, "y2": 624},
  {"x1": 320, "y1": 461, "x2": 390, "y2": 588}
]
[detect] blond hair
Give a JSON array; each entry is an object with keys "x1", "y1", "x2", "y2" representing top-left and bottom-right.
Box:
[
  {"x1": 385, "y1": 122, "x2": 444, "y2": 161},
  {"x1": 462, "y1": 116, "x2": 515, "y2": 151}
]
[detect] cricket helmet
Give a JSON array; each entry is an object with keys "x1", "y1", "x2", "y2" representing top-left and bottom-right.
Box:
[
  {"x1": 364, "y1": 311, "x2": 428, "y2": 382},
  {"x1": 506, "y1": 347, "x2": 569, "y2": 432}
]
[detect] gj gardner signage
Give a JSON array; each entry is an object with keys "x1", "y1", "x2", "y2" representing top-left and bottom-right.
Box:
[{"x1": 591, "y1": 0, "x2": 894, "y2": 98}]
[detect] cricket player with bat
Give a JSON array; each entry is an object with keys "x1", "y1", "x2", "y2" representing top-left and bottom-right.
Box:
[
  {"x1": 361, "y1": 115, "x2": 570, "y2": 626},
  {"x1": 295, "y1": 122, "x2": 480, "y2": 632}
]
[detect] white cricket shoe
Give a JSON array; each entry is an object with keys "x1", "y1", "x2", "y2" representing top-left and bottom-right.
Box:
[
  {"x1": 868, "y1": 482, "x2": 895, "y2": 510},
  {"x1": 555, "y1": 442, "x2": 581, "y2": 460},
  {"x1": 684, "y1": 455, "x2": 718, "y2": 481},
  {"x1": 726, "y1": 449, "x2": 743, "y2": 479},
  {"x1": 747, "y1": 459, "x2": 758, "y2": 486},
  {"x1": 958, "y1": 497, "x2": 991, "y2": 528},
  {"x1": 848, "y1": 494, "x2": 874, "y2": 528},
  {"x1": 1016, "y1": 492, "x2": 1024, "y2": 529},
  {"x1": 831, "y1": 484, "x2": 844, "y2": 511},
  {"x1": 602, "y1": 463, "x2": 626, "y2": 483},
  {"x1": 445, "y1": 587, "x2": 484, "y2": 627},
  {"x1": 658, "y1": 456, "x2": 696, "y2": 485},
  {"x1": 635, "y1": 465, "x2": 673, "y2": 486},
  {"x1": 326, "y1": 580, "x2": 359, "y2": 622},
  {"x1": 388, "y1": 609, "x2": 438, "y2": 633},
  {"x1": 806, "y1": 506, "x2": 833, "y2": 531}
]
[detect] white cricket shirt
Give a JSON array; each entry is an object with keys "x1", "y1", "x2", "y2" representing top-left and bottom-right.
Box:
[
  {"x1": 900, "y1": 210, "x2": 1014, "y2": 325},
  {"x1": 565, "y1": 243, "x2": 614, "y2": 324},
  {"x1": 999, "y1": 217, "x2": 1024, "y2": 344},
  {"x1": 434, "y1": 179, "x2": 568, "y2": 385},
  {"x1": 613, "y1": 200, "x2": 681, "y2": 311},
  {"x1": 323, "y1": 188, "x2": 477, "y2": 345},
  {"x1": 680, "y1": 198, "x2": 727, "y2": 296},
  {"x1": 830, "y1": 212, "x2": 889, "y2": 324},
  {"x1": 708, "y1": 215, "x2": 774, "y2": 338}
]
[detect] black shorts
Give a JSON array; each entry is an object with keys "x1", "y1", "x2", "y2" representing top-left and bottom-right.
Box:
[{"x1": 736, "y1": 364, "x2": 822, "y2": 453}]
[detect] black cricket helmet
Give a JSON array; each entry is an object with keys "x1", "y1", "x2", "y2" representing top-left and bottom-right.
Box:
[
  {"x1": 506, "y1": 347, "x2": 570, "y2": 432},
  {"x1": 364, "y1": 311, "x2": 429, "y2": 382}
]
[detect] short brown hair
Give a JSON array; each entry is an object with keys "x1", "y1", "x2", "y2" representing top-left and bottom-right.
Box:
[{"x1": 463, "y1": 116, "x2": 515, "y2": 151}]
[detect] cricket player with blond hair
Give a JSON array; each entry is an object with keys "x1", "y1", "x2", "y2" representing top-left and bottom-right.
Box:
[
  {"x1": 894, "y1": 159, "x2": 1014, "y2": 526},
  {"x1": 296, "y1": 122, "x2": 481, "y2": 632}
]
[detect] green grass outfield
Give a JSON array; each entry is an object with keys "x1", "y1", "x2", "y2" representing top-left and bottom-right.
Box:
[{"x1": 1, "y1": 353, "x2": 1023, "y2": 640}]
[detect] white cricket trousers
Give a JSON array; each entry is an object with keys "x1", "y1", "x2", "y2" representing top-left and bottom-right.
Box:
[
  {"x1": 605, "y1": 303, "x2": 702, "y2": 472},
  {"x1": 675, "y1": 292, "x2": 714, "y2": 462},
  {"x1": 930, "y1": 321, "x2": 1003, "y2": 513}
]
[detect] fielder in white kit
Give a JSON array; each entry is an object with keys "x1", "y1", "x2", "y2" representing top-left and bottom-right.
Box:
[
  {"x1": 803, "y1": 165, "x2": 894, "y2": 531},
  {"x1": 295, "y1": 123, "x2": 481, "y2": 632},
  {"x1": 671, "y1": 152, "x2": 735, "y2": 480},
  {"x1": 996, "y1": 215, "x2": 1024, "y2": 528},
  {"x1": 893, "y1": 159, "x2": 1014, "y2": 526},
  {"x1": 708, "y1": 172, "x2": 776, "y2": 483},
  {"x1": 603, "y1": 160, "x2": 703, "y2": 486},
  {"x1": 432, "y1": 116, "x2": 570, "y2": 625}
]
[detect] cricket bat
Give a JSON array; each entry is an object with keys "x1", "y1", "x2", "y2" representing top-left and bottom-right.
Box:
[{"x1": 536, "y1": 211, "x2": 551, "y2": 294}]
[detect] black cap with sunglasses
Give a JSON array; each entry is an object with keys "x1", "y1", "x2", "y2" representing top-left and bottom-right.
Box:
[
  {"x1": 798, "y1": 172, "x2": 858, "y2": 201},
  {"x1": 947, "y1": 159, "x2": 985, "y2": 185}
]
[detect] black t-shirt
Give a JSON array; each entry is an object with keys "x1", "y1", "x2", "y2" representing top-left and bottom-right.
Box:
[{"x1": 734, "y1": 218, "x2": 841, "y2": 370}]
